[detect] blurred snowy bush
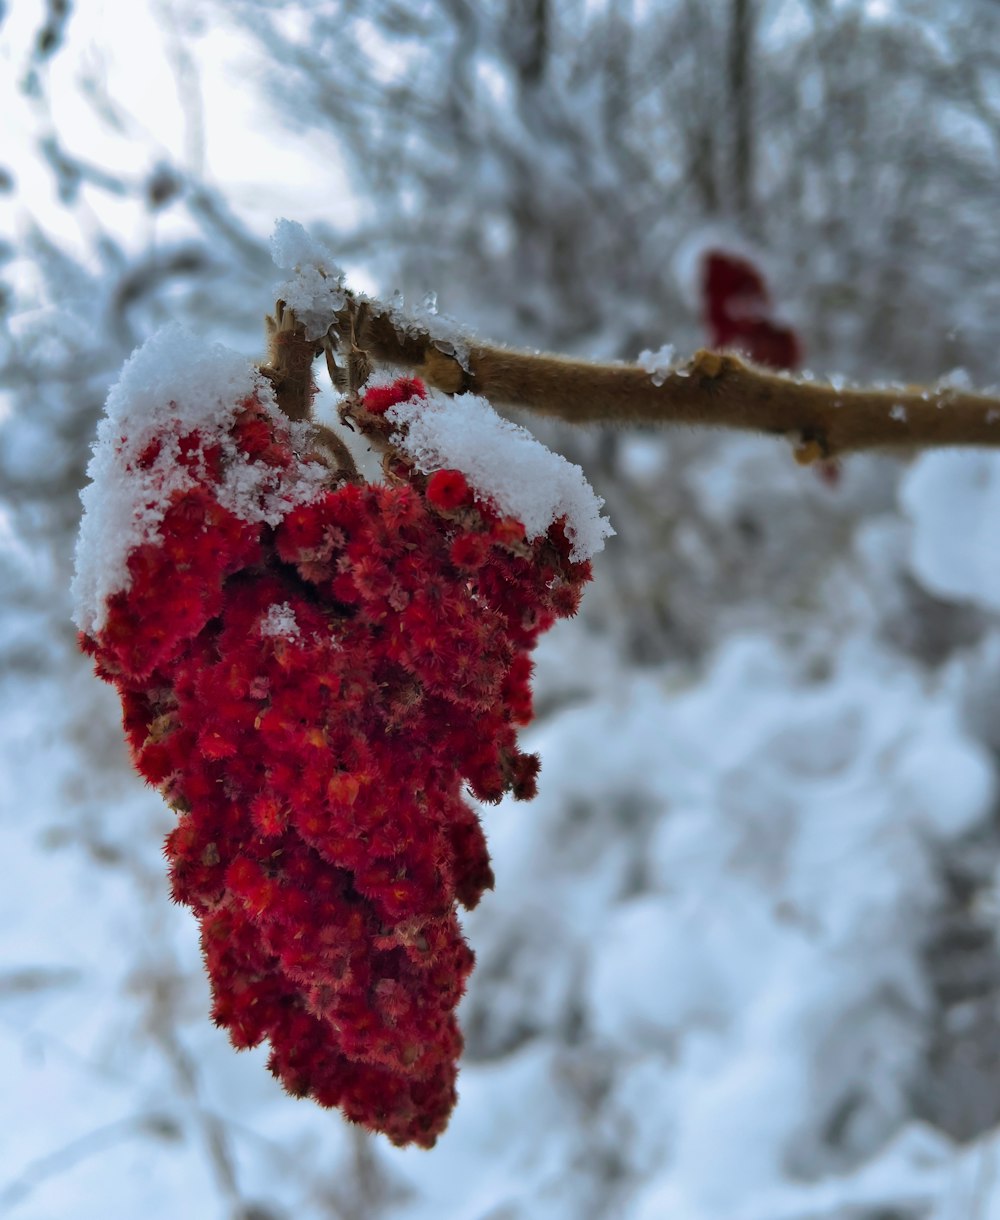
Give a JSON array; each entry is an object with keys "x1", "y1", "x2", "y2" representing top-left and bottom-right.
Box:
[{"x1": 902, "y1": 451, "x2": 1000, "y2": 613}]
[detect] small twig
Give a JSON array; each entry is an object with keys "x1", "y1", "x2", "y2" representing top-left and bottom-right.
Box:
[
  {"x1": 138, "y1": 968, "x2": 242, "y2": 1208},
  {"x1": 322, "y1": 291, "x2": 1000, "y2": 459},
  {"x1": 261, "y1": 300, "x2": 320, "y2": 423},
  {"x1": 345, "y1": 300, "x2": 374, "y2": 394},
  {"x1": 262, "y1": 303, "x2": 360, "y2": 482},
  {"x1": 311, "y1": 420, "x2": 361, "y2": 484},
  {"x1": 321, "y1": 300, "x2": 398, "y2": 477},
  {"x1": 0, "y1": 1114, "x2": 178, "y2": 1214}
]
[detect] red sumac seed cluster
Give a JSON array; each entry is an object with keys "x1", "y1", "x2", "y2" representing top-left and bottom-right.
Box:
[{"x1": 81, "y1": 376, "x2": 591, "y2": 1146}]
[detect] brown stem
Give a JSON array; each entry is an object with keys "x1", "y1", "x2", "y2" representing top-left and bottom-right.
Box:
[
  {"x1": 325, "y1": 296, "x2": 1000, "y2": 459},
  {"x1": 311, "y1": 423, "x2": 361, "y2": 484},
  {"x1": 261, "y1": 300, "x2": 319, "y2": 423},
  {"x1": 260, "y1": 302, "x2": 360, "y2": 483}
]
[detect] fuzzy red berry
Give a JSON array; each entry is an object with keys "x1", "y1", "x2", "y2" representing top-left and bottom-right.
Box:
[
  {"x1": 426, "y1": 468, "x2": 472, "y2": 510},
  {"x1": 362, "y1": 377, "x2": 426, "y2": 416}
]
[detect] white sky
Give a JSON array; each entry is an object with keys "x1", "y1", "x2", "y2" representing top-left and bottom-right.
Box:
[{"x1": 1, "y1": 0, "x2": 359, "y2": 277}]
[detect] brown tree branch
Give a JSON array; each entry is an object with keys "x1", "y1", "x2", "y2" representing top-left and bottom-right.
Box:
[{"x1": 323, "y1": 294, "x2": 1000, "y2": 461}]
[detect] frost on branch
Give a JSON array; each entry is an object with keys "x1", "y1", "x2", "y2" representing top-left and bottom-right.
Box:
[
  {"x1": 272, "y1": 218, "x2": 474, "y2": 367},
  {"x1": 73, "y1": 331, "x2": 599, "y2": 1147},
  {"x1": 638, "y1": 343, "x2": 677, "y2": 388}
]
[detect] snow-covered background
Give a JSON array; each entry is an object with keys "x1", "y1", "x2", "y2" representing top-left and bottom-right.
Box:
[{"x1": 4, "y1": 1, "x2": 1000, "y2": 1217}]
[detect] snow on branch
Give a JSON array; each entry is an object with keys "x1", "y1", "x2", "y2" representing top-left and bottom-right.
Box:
[{"x1": 323, "y1": 301, "x2": 1000, "y2": 460}]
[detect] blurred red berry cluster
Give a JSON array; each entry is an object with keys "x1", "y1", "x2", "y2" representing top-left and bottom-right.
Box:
[
  {"x1": 81, "y1": 378, "x2": 591, "y2": 1147},
  {"x1": 702, "y1": 250, "x2": 801, "y2": 371}
]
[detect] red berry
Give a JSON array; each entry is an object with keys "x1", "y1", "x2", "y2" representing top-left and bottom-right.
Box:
[
  {"x1": 362, "y1": 377, "x2": 426, "y2": 416},
  {"x1": 702, "y1": 249, "x2": 802, "y2": 370},
  {"x1": 426, "y1": 469, "x2": 471, "y2": 510}
]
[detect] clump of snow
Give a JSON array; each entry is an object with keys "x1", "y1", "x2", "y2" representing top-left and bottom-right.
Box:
[
  {"x1": 71, "y1": 325, "x2": 327, "y2": 634},
  {"x1": 383, "y1": 287, "x2": 473, "y2": 372},
  {"x1": 638, "y1": 343, "x2": 676, "y2": 387},
  {"x1": 385, "y1": 384, "x2": 614, "y2": 561},
  {"x1": 900, "y1": 450, "x2": 1000, "y2": 612},
  {"x1": 934, "y1": 366, "x2": 973, "y2": 393},
  {"x1": 889, "y1": 403, "x2": 907, "y2": 422},
  {"x1": 259, "y1": 602, "x2": 300, "y2": 639},
  {"x1": 270, "y1": 220, "x2": 474, "y2": 367},
  {"x1": 893, "y1": 713, "x2": 995, "y2": 840},
  {"x1": 271, "y1": 219, "x2": 347, "y2": 340}
]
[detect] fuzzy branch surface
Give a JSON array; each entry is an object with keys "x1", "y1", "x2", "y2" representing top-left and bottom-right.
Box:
[{"x1": 324, "y1": 294, "x2": 1000, "y2": 460}]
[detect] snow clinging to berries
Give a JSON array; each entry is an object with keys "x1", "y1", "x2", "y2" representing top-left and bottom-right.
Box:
[
  {"x1": 71, "y1": 325, "x2": 326, "y2": 635},
  {"x1": 384, "y1": 381, "x2": 614, "y2": 562}
]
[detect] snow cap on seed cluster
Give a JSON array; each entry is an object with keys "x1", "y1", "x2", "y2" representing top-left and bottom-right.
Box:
[
  {"x1": 71, "y1": 324, "x2": 325, "y2": 634},
  {"x1": 380, "y1": 378, "x2": 614, "y2": 562}
]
